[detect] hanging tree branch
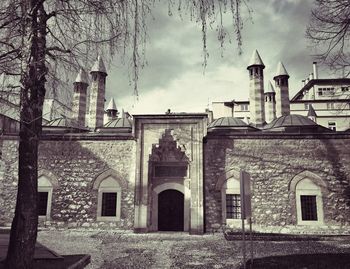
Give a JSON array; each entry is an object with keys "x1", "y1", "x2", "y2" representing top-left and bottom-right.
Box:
[{"x1": 307, "y1": 0, "x2": 350, "y2": 76}]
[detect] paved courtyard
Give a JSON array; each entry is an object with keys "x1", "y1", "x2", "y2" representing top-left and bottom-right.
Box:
[{"x1": 37, "y1": 230, "x2": 350, "y2": 269}]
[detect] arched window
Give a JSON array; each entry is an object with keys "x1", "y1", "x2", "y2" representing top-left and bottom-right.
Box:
[
  {"x1": 295, "y1": 178, "x2": 324, "y2": 225},
  {"x1": 38, "y1": 175, "x2": 53, "y2": 219},
  {"x1": 96, "y1": 176, "x2": 121, "y2": 221},
  {"x1": 222, "y1": 177, "x2": 241, "y2": 224}
]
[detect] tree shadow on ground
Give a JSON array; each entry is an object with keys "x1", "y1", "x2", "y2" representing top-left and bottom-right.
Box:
[{"x1": 241, "y1": 253, "x2": 350, "y2": 269}]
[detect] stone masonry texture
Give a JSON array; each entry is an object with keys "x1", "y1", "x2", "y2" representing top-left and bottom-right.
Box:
[
  {"x1": 1, "y1": 133, "x2": 350, "y2": 234},
  {"x1": 204, "y1": 135, "x2": 350, "y2": 234},
  {"x1": 0, "y1": 137, "x2": 136, "y2": 229}
]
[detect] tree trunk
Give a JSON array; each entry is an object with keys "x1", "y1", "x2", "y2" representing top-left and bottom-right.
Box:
[{"x1": 5, "y1": 1, "x2": 47, "y2": 268}]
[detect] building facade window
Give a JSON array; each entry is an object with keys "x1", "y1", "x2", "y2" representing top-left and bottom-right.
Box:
[
  {"x1": 304, "y1": 103, "x2": 309, "y2": 110},
  {"x1": 240, "y1": 104, "x2": 249, "y2": 111},
  {"x1": 328, "y1": 121, "x2": 336, "y2": 131},
  {"x1": 226, "y1": 194, "x2": 241, "y2": 219},
  {"x1": 222, "y1": 177, "x2": 241, "y2": 224},
  {"x1": 101, "y1": 192, "x2": 118, "y2": 216},
  {"x1": 38, "y1": 192, "x2": 49, "y2": 216},
  {"x1": 295, "y1": 178, "x2": 324, "y2": 225},
  {"x1": 300, "y1": 195, "x2": 317, "y2": 221},
  {"x1": 38, "y1": 175, "x2": 53, "y2": 219},
  {"x1": 97, "y1": 176, "x2": 121, "y2": 221},
  {"x1": 318, "y1": 87, "x2": 335, "y2": 96}
]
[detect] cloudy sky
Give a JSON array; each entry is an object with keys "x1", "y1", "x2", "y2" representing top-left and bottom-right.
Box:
[{"x1": 104, "y1": 0, "x2": 325, "y2": 114}]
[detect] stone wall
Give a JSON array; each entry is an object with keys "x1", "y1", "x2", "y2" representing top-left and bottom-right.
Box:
[
  {"x1": 0, "y1": 137, "x2": 136, "y2": 229},
  {"x1": 204, "y1": 134, "x2": 350, "y2": 234}
]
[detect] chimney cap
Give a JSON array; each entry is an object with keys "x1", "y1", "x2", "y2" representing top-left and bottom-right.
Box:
[
  {"x1": 265, "y1": 81, "x2": 275, "y2": 93},
  {"x1": 106, "y1": 97, "x2": 117, "y2": 111},
  {"x1": 274, "y1": 61, "x2": 289, "y2": 78},
  {"x1": 74, "y1": 68, "x2": 89, "y2": 84},
  {"x1": 307, "y1": 104, "x2": 317, "y2": 117},
  {"x1": 91, "y1": 55, "x2": 107, "y2": 75},
  {"x1": 247, "y1": 49, "x2": 265, "y2": 69}
]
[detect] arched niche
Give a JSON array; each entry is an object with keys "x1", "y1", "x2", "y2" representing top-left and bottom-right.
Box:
[
  {"x1": 289, "y1": 171, "x2": 327, "y2": 226},
  {"x1": 93, "y1": 169, "x2": 125, "y2": 190},
  {"x1": 93, "y1": 171, "x2": 122, "y2": 221},
  {"x1": 215, "y1": 168, "x2": 241, "y2": 191}
]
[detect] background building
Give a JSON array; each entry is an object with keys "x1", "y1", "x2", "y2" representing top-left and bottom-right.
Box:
[{"x1": 212, "y1": 61, "x2": 350, "y2": 132}]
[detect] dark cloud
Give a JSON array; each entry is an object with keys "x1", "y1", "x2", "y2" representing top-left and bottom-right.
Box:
[{"x1": 104, "y1": 0, "x2": 324, "y2": 113}]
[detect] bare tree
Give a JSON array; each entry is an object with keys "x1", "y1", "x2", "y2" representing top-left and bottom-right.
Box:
[
  {"x1": 307, "y1": 0, "x2": 350, "y2": 75},
  {"x1": 0, "y1": 0, "x2": 247, "y2": 268}
]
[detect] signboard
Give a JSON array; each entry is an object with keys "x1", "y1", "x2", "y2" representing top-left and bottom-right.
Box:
[
  {"x1": 239, "y1": 170, "x2": 253, "y2": 269},
  {"x1": 240, "y1": 170, "x2": 251, "y2": 219}
]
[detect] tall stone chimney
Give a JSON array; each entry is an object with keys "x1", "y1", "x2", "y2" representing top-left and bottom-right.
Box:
[
  {"x1": 247, "y1": 49, "x2": 265, "y2": 126},
  {"x1": 273, "y1": 61, "x2": 290, "y2": 117},
  {"x1": 313, "y1": 62, "x2": 318, "y2": 79},
  {"x1": 264, "y1": 81, "x2": 276, "y2": 123},
  {"x1": 89, "y1": 56, "x2": 107, "y2": 129},
  {"x1": 72, "y1": 68, "x2": 89, "y2": 127}
]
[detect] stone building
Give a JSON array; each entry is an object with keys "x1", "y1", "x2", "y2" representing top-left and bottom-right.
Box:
[{"x1": 0, "y1": 53, "x2": 350, "y2": 235}]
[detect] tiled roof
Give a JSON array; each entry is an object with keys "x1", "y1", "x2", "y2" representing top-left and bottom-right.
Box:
[
  {"x1": 44, "y1": 117, "x2": 79, "y2": 127},
  {"x1": 208, "y1": 117, "x2": 248, "y2": 128},
  {"x1": 104, "y1": 117, "x2": 132, "y2": 128},
  {"x1": 263, "y1": 114, "x2": 317, "y2": 130}
]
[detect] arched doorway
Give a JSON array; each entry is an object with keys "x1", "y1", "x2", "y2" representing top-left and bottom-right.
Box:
[{"x1": 158, "y1": 189, "x2": 184, "y2": 231}]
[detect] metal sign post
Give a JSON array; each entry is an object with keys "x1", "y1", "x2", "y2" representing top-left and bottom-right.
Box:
[
  {"x1": 240, "y1": 170, "x2": 252, "y2": 269},
  {"x1": 249, "y1": 217, "x2": 253, "y2": 269},
  {"x1": 241, "y1": 217, "x2": 246, "y2": 269}
]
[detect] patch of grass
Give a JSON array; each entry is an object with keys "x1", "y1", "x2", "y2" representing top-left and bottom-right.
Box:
[
  {"x1": 170, "y1": 238, "x2": 240, "y2": 269},
  {"x1": 241, "y1": 253, "x2": 350, "y2": 269},
  {"x1": 101, "y1": 248, "x2": 155, "y2": 269}
]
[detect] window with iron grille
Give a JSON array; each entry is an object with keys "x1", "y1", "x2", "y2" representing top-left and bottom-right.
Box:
[
  {"x1": 101, "y1": 192, "x2": 117, "y2": 217},
  {"x1": 300, "y1": 195, "x2": 318, "y2": 221},
  {"x1": 38, "y1": 192, "x2": 48, "y2": 216},
  {"x1": 226, "y1": 194, "x2": 241, "y2": 219}
]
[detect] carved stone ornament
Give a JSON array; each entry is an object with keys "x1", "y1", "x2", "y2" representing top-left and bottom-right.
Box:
[{"x1": 149, "y1": 129, "x2": 189, "y2": 162}]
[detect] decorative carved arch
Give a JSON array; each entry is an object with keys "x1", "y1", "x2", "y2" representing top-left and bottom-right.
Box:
[
  {"x1": 149, "y1": 129, "x2": 189, "y2": 162},
  {"x1": 38, "y1": 169, "x2": 59, "y2": 188},
  {"x1": 288, "y1": 170, "x2": 327, "y2": 192},
  {"x1": 215, "y1": 168, "x2": 241, "y2": 191},
  {"x1": 92, "y1": 169, "x2": 125, "y2": 190},
  {"x1": 153, "y1": 182, "x2": 190, "y2": 196}
]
